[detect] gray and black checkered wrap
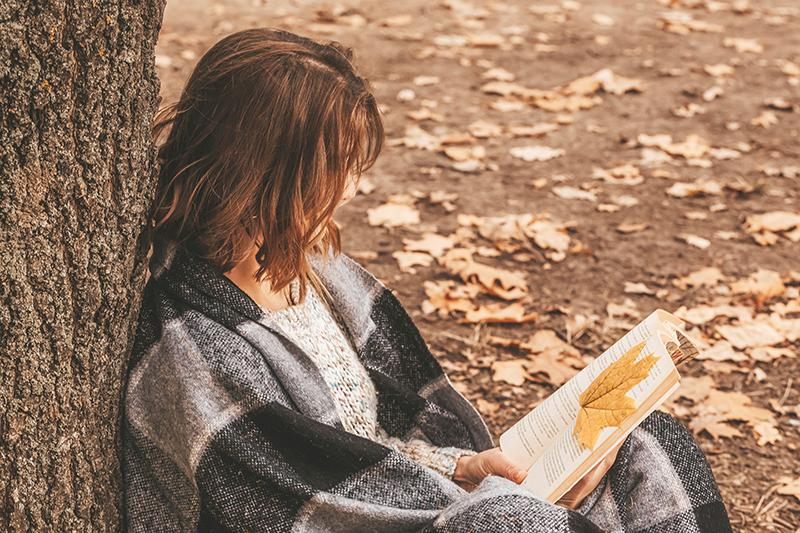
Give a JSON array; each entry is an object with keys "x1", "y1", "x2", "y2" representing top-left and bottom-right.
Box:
[{"x1": 122, "y1": 238, "x2": 731, "y2": 532}]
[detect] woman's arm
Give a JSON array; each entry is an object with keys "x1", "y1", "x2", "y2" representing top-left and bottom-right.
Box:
[
  {"x1": 374, "y1": 425, "x2": 528, "y2": 490},
  {"x1": 374, "y1": 425, "x2": 478, "y2": 479}
]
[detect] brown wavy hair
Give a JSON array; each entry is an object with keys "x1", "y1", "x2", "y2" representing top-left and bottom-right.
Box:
[{"x1": 147, "y1": 27, "x2": 384, "y2": 307}]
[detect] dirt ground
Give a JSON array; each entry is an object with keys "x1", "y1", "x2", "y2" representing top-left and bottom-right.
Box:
[{"x1": 156, "y1": 0, "x2": 799, "y2": 530}]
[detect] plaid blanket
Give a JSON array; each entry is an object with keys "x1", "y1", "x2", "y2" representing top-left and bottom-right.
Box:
[{"x1": 122, "y1": 238, "x2": 731, "y2": 532}]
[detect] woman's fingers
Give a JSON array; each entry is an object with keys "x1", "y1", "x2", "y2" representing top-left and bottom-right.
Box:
[
  {"x1": 557, "y1": 442, "x2": 624, "y2": 509},
  {"x1": 496, "y1": 452, "x2": 528, "y2": 484},
  {"x1": 453, "y1": 447, "x2": 528, "y2": 489},
  {"x1": 481, "y1": 448, "x2": 527, "y2": 483}
]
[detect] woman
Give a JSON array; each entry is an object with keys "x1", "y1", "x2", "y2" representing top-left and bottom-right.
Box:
[{"x1": 122, "y1": 27, "x2": 731, "y2": 532}]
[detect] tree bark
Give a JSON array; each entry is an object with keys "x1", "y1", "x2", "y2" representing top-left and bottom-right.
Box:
[{"x1": 0, "y1": 0, "x2": 166, "y2": 529}]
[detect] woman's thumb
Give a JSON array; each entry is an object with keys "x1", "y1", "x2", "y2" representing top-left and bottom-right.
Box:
[{"x1": 496, "y1": 455, "x2": 527, "y2": 484}]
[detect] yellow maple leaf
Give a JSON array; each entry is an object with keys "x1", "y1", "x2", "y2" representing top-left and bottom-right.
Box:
[{"x1": 573, "y1": 340, "x2": 659, "y2": 450}]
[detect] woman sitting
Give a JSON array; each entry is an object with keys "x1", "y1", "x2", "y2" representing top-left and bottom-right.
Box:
[{"x1": 121, "y1": 27, "x2": 732, "y2": 532}]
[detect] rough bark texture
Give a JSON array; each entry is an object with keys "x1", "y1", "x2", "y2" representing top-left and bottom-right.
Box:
[{"x1": 0, "y1": 0, "x2": 166, "y2": 529}]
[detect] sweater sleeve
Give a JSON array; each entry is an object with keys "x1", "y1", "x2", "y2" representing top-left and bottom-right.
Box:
[{"x1": 374, "y1": 425, "x2": 478, "y2": 479}]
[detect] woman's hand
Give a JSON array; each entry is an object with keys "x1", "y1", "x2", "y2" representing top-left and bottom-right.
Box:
[
  {"x1": 556, "y1": 441, "x2": 623, "y2": 510},
  {"x1": 453, "y1": 447, "x2": 528, "y2": 491}
]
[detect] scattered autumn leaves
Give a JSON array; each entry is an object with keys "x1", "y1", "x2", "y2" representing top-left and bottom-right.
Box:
[
  {"x1": 202, "y1": 0, "x2": 800, "y2": 525},
  {"x1": 153, "y1": 0, "x2": 799, "y2": 528},
  {"x1": 343, "y1": 4, "x2": 800, "y2": 508},
  {"x1": 661, "y1": 268, "x2": 799, "y2": 448}
]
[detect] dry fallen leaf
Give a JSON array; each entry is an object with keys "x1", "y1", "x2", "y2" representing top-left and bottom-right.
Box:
[
  {"x1": 673, "y1": 102, "x2": 706, "y2": 118},
  {"x1": 524, "y1": 348, "x2": 584, "y2": 386},
  {"x1": 391, "y1": 251, "x2": 433, "y2": 274},
  {"x1": 616, "y1": 222, "x2": 648, "y2": 234},
  {"x1": 704, "y1": 63, "x2": 735, "y2": 77},
  {"x1": 696, "y1": 340, "x2": 748, "y2": 363},
  {"x1": 491, "y1": 359, "x2": 528, "y2": 386},
  {"x1": 751, "y1": 110, "x2": 778, "y2": 128},
  {"x1": 573, "y1": 341, "x2": 659, "y2": 450},
  {"x1": 729, "y1": 268, "x2": 786, "y2": 304},
  {"x1": 552, "y1": 186, "x2": 597, "y2": 201},
  {"x1": 510, "y1": 145, "x2": 565, "y2": 162},
  {"x1": 723, "y1": 37, "x2": 763, "y2": 54},
  {"x1": 744, "y1": 212, "x2": 800, "y2": 247},
  {"x1": 592, "y1": 13, "x2": 615, "y2": 27},
  {"x1": 673, "y1": 267, "x2": 725, "y2": 289},
  {"x1": 460, "y1": 301, "x2": 539, "y2": 324},
  {"x1": 670, "y1": 375, "x2": 716, "y2": 405},
  {"x1": 467, "y1": 120, "x2": 502, "y2": 138},
  {"x1": 716, "y1": 319, "x2": 785, "y2": 349},
  {"x1": 753, "y1": 421, "x2": 782, "y2": 446},
  {"x1": 521, "y1": 330, "x2": 586, "y2": 385},
  {"x1": 590, "y1": 68, "x2": 642, "y2": 94},
  {"x1": 624, "y1": 281, "x2": 656, "y2": 295},
  {"x1": 674, "y1": 305, "x2": 755, "y2": 327},
  {"x1": 678, "y1": 234, "x2": 711, "y2": 249},
  {"x1": 593, "y1": 163, "x2": 643, "y2": 185},
  {"x1": 658, "y1": 12, "x2": 723, "y2": 34},
  {"x1": 421, "y1": 279, "x2": 478, "y2": 318},
  {"x1": 508, "y1": 123, "x2": 559, "y2": 137},
  {"x1": 441, "y1": 248, "x2": 528, "y2": 301},
  {"x1": 366, "y1": 201, "x2": 420, "y2": 228},
  {"x1": 402, "y1": 232, "x2": 456, "y2": 258},
  {"x1": 777, "y1": 476, "x2": 800, "y2": 502},
  {"x1": 689, "y1": 388, "x2": 779, "y2": 444},
  {"x1": 666, "y1": 180, "x2": 723, "y2": 198}
]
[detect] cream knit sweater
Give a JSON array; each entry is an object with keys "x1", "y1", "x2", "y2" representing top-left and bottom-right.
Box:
[{"x1": 259, "y1": 278, "x2": 477, "y2": 479}]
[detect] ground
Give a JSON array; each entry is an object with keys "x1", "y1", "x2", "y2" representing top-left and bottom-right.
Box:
[{"x1": 156, "y1": 0, "x2": 799, "y2": 530}]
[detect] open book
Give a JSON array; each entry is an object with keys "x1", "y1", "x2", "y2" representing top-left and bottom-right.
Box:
[{"x1": 498, "y1": 309, "x2": 700, "y2": 504}]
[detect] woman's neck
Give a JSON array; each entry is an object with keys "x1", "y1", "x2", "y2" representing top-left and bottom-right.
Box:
[{"x1": 223, "y1": 243, "x2": 297, "y2": 312}]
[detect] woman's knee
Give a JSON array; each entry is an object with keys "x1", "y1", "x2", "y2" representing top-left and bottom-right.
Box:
[
  {"x1": 638, "y1": 410, "x2": 704, "y2": 460},
  {"x1": 622, "y1": 410, "x2": 723, "y2": 505}
]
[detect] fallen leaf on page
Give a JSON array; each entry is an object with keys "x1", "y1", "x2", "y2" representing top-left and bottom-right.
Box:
[{"x1": 573, "y1": 341, "x2": 659, "y2": 450}]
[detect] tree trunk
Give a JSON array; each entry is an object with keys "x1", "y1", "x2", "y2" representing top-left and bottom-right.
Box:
[{"x1": 0, "y1": 0, "x2": 166, "y2": 529}]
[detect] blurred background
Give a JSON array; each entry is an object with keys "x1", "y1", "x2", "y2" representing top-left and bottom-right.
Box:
[{"x1": 155, "y1": 1, "x2": 799, "y2": 530}]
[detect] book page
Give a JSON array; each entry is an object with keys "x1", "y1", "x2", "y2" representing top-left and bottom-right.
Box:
[
  {"x1": 519, "y1": 334, "x2": 678, "y2": 501},
  {"x1": 498, "y1": 309, "x2": 666, "y2": 468}
]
